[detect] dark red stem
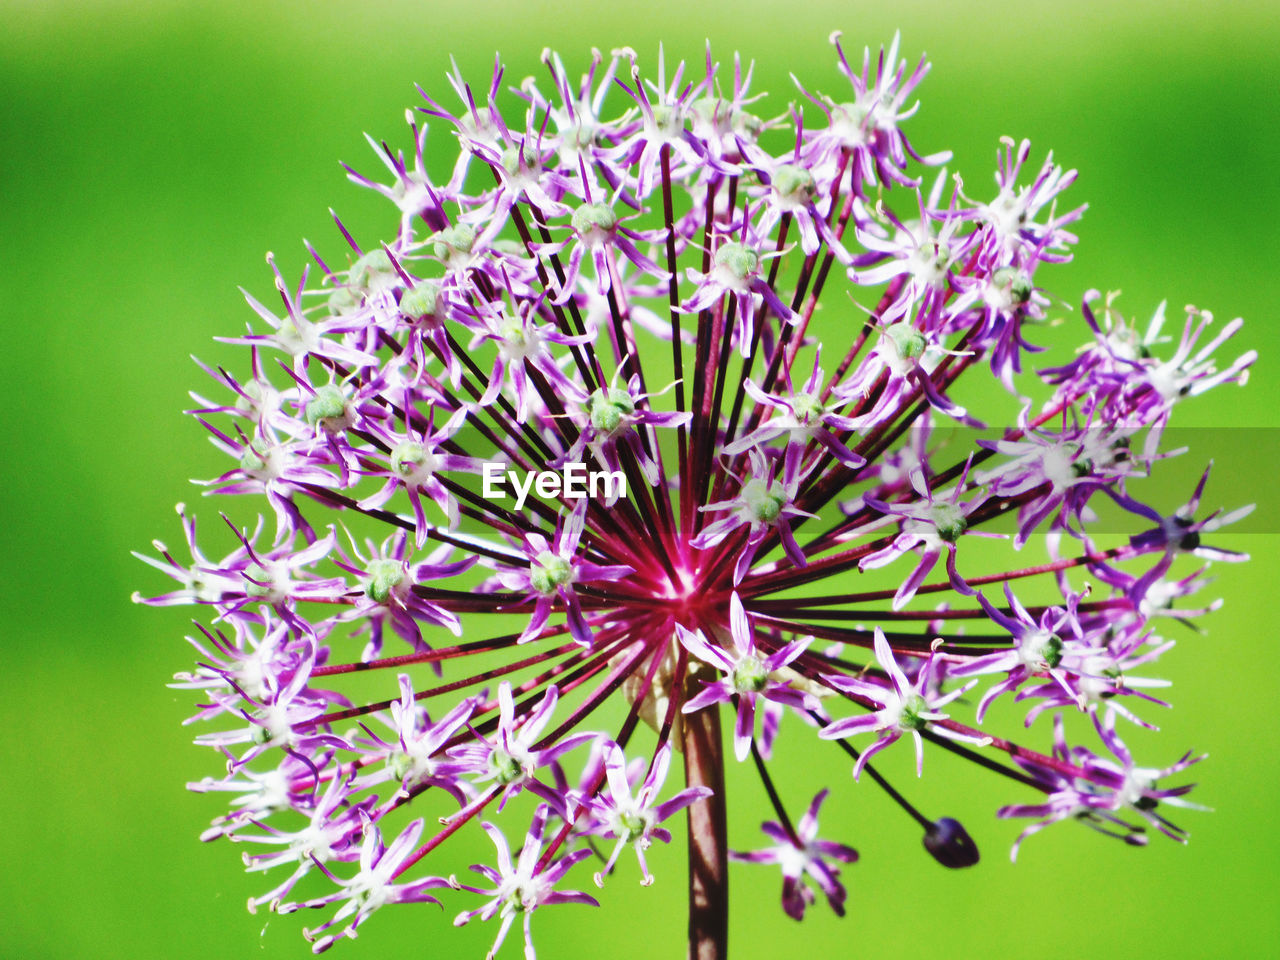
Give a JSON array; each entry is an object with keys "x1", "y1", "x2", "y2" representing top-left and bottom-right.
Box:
[{"x1": 683, "y1": 701, "x2": 728, "y2": 960}]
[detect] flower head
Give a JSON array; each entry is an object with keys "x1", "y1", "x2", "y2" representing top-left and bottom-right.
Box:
[{"x1": 140, "y1": 34, "x2": 1252, "y2": 957}]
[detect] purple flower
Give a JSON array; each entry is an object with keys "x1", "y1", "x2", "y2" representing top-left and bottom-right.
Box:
[
  {"x1": 562, "y1": 373, "x2": 692, "y2": 488},
  {"x1": 492, "y1": 500, "x2": 633, "y2": 646},
  {"x1": 352, "y1": 674, "x2": 478, "y2": 805},
  {"x1": 280, "y1": 816, "x2": 446, "y2": 952},
  {"x1": 453, "y1": 806, "x2": 599, "y2": 960},
  {"x1": 998, "y1": 714, "x2": 1206, "y2": 860},
  {"x1": 820, "y1": 628, "x2": 976, "y2": 777},
  {"x1": 333, "y1": 532, "x2": 477, "y2": 660},
  {"x1": 582, "y1": 741, "x2": 710, "y2": 886},
  {"x1": 797, "y1": 30, "x2": 949, "y2": 184},
  {"x1": 693, "y1": 448, "x2": 817, "y2": 583},
  {"x1": 730, "y1": 790, "x2": 859, "y2": 920},
  {"x1": 678, "y1": 593, "x2": 817, "y2": 762},
  {"x1": 454, "y1": 682, "x2": 597, "y2": 817},
  {"x1": 681, "y1": 213, "x2": 795, "y2": 353},
  {"x1": 860, "y1": 464, "x2": 994, "y2": 609},
  {"x1": 852, "y1": 172, "x2": 974, "y2": 316},
  {"x1": 237, "y1": 771, "x2": 374, "y2": 913},
  {"x1": 358, "y1": 406, "x2": 484, "y2": 546},
  {"x1": 139, "y1": 34, "x2": 1253, "y2": 958},
  {"x1": 947, "y1": 585, "x2": 1082, "y2": 722},
  {"x1": 724, "y1": 349, "x2": 865, "y2": 469}
]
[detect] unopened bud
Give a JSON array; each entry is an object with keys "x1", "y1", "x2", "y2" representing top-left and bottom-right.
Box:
[{"x1": 923, "y1": 817, "x2": 979, "y2": 868}]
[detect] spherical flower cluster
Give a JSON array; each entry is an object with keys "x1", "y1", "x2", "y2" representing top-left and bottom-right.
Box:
[{"x1": 138, "y1": 33, "x2": 1255, "y2": 957}]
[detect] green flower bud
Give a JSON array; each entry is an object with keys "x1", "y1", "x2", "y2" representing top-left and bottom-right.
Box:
[
  {"x1": 571, "y1": 202, "x2": 618, "y2": 237},
  {"x1": 587, "y1": 388, "x2": 635, "y2": 436},
  {"x1": 238, "y1": 439, "x2": 272, "y2": 475},
  {"x1": 234, "y1": 379, "x2": 271, "y2": 416},
  {"x1": 733, "y1": 110, "x2": 764, "y2": 140},
  {"x1": 1042, "y1": 633, "x2": 1064, "y2": 669},
  {"x1": 831, "y1": 101, "x2": 870, "y2": 130},
  {"x1": 691, "y1": 97, "x2": 722, "y2": 123},
  {"x1": 327, "y1": 284, "x2": 362, "y2": 316},
  {"x1": 789, "y1": 392, "x2": 824, "y2": 425},
  {"x1": 391, "y1": 441, "x2": 429, "y2": 478},
  {"x1": 992, "y1": 266, "x2": 1033, "y2": 305},
  {"x1": 499, "y1": 317, "x2": 528, "y2": 349},
  {"x1": 530, "y1": 551, "x2": 573, "y2": 595},
  {"x1": 243, "y1": 561, "x2": 272, "y2": 598},
  {"x1": 691, "y1": 97, "x2": 735, "y2": 136},
  {"x1": 399, "y1": 284, "x2": 439, "y2": 321},
  {"x1": 731, "y1": 654, "x2": 770, "y2": 694},
  {"x1": 433, "y1": 223, "x2": 475, "y2": 259},
  {"x1": 898, "y1": 692, "x2": 929, "y2": 730},
  {"x1": 364, "y1": 558, "x2": 405, "y2": 603},
  {"x1": 885, "y1": 322, "x2": 928, "y2": 361},
  {"x1": 650, "y1": 103, "x2": 684, "y2": 134},
  {"x1": 772, "y1": 164, "x2": 817, "y2": 203},
  {"x1": 743, "y1": 477, "x2": 786, "y2": 524},
  {"x1": 349, "y1": 249, "x2": 394, "y2": 289},
  {"x1": 501, "y1": 144, "x2": 540, "y2": 175},
  {"x1": 566, "y1": 121, "x2": 597, "y2": 150},
  {"x1": 389, "y1": 442, "x2": 435, "y2": 488},
  {"x1": 930, "y1": 502, "x2": 967, "y2": 543},
  {"x1": 387, "y1": 750, "x2": 414, "y2": 783},
  {"x1": 304, "y1": 385, "x2": 347, "y2": 427},
  {"x1": 618, "y1": 810, "x2": 649, "y2": 843},
  {"x1": 714, "y1": 241, "x2": 759, "y2": 280},
  {"x1": 923, "y1": 240, "x2": 951, "y2": 271},
  {"x1": 491, "y1": 239, "x2": 527, "y2": 257},
  {"x1": 488, "y1": 748, "x2": 523, "y2": 785}
]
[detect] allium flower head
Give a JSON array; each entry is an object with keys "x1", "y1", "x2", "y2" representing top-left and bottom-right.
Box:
[{"x1": 140, "y1": 32, "x2": 1254, "y2": 958}]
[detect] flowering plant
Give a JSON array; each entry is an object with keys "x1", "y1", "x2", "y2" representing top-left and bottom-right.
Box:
[{"x1": 137, "y1": 33, "x2": 1254, "y2": 957}]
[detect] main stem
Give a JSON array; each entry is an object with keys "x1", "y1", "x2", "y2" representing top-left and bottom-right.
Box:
[{"x1": 682, "y1": 701, "x2": 728, "y2": 960}]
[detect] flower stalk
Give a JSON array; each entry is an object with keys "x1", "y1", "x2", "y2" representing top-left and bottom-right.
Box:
[{"x1": 682, "y1": 701, "x2": 728, "y2": 960}]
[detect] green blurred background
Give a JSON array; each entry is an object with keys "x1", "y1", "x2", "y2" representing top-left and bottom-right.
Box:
[{"x1": 4, "y1": 1, "x2": 1278, "y2": 957}]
